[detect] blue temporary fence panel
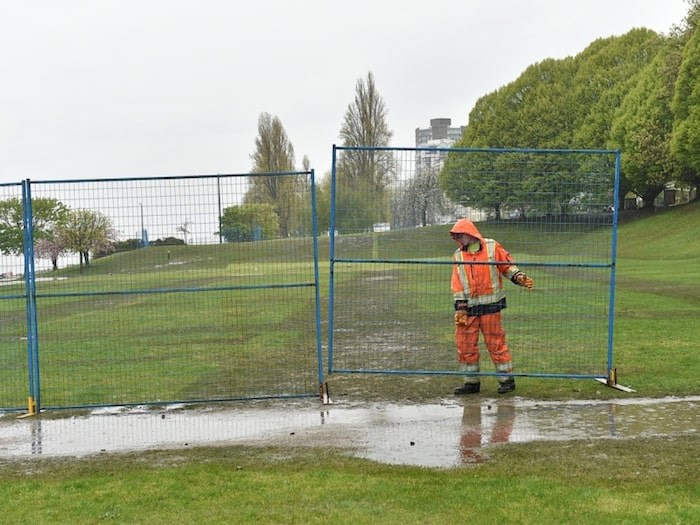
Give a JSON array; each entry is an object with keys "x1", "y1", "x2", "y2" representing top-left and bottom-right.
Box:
[
  {"x1": 328, "y1": 146, "x2": 620, "y2": 382},
  {"x1": 1, "y1": 172, "x2": 323, "y2": 411}
]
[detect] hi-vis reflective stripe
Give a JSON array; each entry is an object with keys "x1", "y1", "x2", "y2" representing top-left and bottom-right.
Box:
[
  {"x1": 496, "y1": 362, "x2": 513, "y2": 372},
  {"x1": 453, "y1": 239, "x2": 506, "y2": 305}
]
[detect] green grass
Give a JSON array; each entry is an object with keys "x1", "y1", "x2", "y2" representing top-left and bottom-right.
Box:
[
  {"x1": 0, "y1": 436, "x2": 697, "y2": 524},
  {"x1": 0, "y1": 255, "x2": 323, "y2": 407},
  {"x1": 0, "y1": 201, "x2": 699, "y2": 523},
  {"x1": 4, "y1": 203, "x2": 700, "y2": 407}
]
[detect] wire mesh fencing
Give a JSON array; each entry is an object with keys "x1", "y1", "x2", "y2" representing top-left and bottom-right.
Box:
[
  {"x1": 1, "y1": 173, "x2": 322, "y2": 411},
  {"x1": 328, "y1": 146, "x2": 619, "y2": 382},
  {"x1": 0, "y1": 182, "x2": 30, "y2": 409},
  {"x1": 2, "y1": 146, "x2": 621, "y2": 411}
]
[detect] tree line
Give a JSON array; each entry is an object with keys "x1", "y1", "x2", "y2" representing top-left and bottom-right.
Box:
[
  {"x1": 231, "y1": 2, "x2": 699, "y2": 235},
  {"x1": 4, "y1": 3, "x2": 699, "y2": 267},
  {"x1": 0, "y1": 197, "x2": 114, "y2": 270},
  {"x1": 220, "y1": 71, "x2": 393, "y2": 238},
  {"x1": 442, "y1": 3, "x2": 700, "y2": 211}
]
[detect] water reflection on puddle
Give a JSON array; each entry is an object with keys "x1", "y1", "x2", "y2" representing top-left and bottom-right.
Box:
[{"x1": 0, "y1": 396, "x2": 697, "y2": 468}]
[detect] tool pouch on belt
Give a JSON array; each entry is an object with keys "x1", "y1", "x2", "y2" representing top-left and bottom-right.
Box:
[
  {"x1": 454, "y1": 300, "x2": 470, "y2": 325},
  {"x1": 454, "y1": 310, "x2": 470, "y2": 326}
]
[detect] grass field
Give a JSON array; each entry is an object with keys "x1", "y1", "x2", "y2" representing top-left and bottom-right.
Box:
[
  {"x1": 0, "y1": 239, "x2": 323, "y2": 408},
  {"x1": 1, "y1": 205, "x2": 631, "y2": 407},
  {"x1": 0, "y1": 200, "x2": 698, "y2": 524}
]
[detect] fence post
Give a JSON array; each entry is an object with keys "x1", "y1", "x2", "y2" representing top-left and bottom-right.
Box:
[{"x1": 22, "y1": 180, "x2": 40, "y2": 414}]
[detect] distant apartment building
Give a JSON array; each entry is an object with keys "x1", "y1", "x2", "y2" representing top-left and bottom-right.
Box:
[
  {"x1": 415, "y1": 117, "x2": 464, "y2": 146},
  {"x1": 412, "y1": 118, "x2": 486, "y2": 223},
  {"x1": 414, "y1": 118, "x2": 464, "y2": 173}
]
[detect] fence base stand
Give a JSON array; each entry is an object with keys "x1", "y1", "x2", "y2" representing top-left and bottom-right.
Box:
[
  {"x1": 16, "y1": 396, "x2": 38, "y2": 419},
  {"x1": 320, "y1": 382, "x2": 333, "y2": 405},
  {"x1": 595, "y1": 368, "x2": 635, "y2": 393}
]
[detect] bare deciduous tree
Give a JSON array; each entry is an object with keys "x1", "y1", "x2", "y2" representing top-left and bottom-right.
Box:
[{"x1": 177, "y1": 219, "x2": 192, "y2": 244}]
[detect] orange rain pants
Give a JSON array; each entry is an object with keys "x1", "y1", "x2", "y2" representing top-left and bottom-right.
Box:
[{"x1": 455, "y1": 311, "x2": 512, "y2": 367}]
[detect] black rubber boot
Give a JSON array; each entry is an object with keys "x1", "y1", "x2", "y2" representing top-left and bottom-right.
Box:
[
  {"x1": 497, "y1": 378, "x2": 515, "y2": 394},
  {"x1": 454, "y1": 382, "x2": 481, "y2": 395}
]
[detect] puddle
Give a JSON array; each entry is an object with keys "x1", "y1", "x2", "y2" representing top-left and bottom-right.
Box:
[{"x1": 0, "y1": 396, "x2": 697, "y2": 468}]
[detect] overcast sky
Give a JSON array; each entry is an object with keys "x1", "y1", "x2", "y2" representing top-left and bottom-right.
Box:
[{"x1": 0, "y1": 0, "x2": 690, "y2": 183}]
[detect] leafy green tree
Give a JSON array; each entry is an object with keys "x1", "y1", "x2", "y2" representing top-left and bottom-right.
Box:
[
  {"x1": 458, "y1": 90, "x2": 500, "y2": 148},
  {"x1": 672, "y1": 7, "x2": 700, "y2": 186},
  {"x1": 56, "y1": 209, "x2": 115, "y2": 269},
  {"x1": 0, "y1": 197, "x2": 69, "y2": 255},
  {"x1": 445, "y1": 58, "x2": 581, "y2": 217},
  {"x1": 458, "y1": 58, "x2": 577, "y2": 149},
  {"x1": 219, "y1": 203, "x2": 279, "y2": 242},
  {"x1": 440, "y1": 151, "x2": 504, "y2": 219},
  {"x1": 611, "y1": 40, "x2": 685, "y2": 206},
  {"x1": 573, "y1": 29, "x2": 663, "y2": 148},
  {"x1": 336, "y1": 71, "x2": 394, "y2": 232},
  {"x1": 452, "y1": 54, "x2": 615, "y2": 217},
  {"x1": 455, "y1": 29, "x2": 662, "y2": 148},
  {"x1": 247, "y1": 113, "x2": 299, "y2": 237},
  {"x1": 443, "y1": 29, "x2": 668, "y2": 216}
]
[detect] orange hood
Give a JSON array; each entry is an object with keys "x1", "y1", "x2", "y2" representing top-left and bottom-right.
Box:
[{"x1": 450, "y1": 218, "x2": 485, "y2": 243}]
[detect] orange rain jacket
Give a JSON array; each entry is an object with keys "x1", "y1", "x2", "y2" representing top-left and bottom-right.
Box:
[{"x1": 450, "y1": 219, "x2": 522, "y2": 314}]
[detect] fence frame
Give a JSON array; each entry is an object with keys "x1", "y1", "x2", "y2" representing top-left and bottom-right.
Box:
[
  {"x1": 2, "y1": 172, "x2": 324, "y2": 412},
  {"x1": 327, "y1": 145, "x2": 622, "y2": 385}
]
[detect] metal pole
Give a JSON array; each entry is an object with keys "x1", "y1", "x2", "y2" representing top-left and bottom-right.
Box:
[{"x1": 22, "y1": 180, "x2": 40, "y2": 413}]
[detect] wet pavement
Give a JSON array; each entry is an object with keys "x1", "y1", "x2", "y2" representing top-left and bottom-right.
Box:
[{"x1": 1, "y1": 396, "x2": 698, "y2": 468}]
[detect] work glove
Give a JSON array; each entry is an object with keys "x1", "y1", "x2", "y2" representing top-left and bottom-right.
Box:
[
  {"x1": 454, "y1": 310, "x2": 470, "y2": 326},
  {"x1": 514, "y1": 272, "x2": 534, "y2": 289}
]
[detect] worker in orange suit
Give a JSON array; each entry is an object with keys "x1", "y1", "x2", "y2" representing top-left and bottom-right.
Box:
[{"x1": 450, "y1": 218, "x2": 533, "y2": 394}]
